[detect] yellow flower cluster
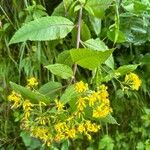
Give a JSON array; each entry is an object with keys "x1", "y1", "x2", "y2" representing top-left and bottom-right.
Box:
[
  {"x1": 54, "y1": 99, "x2": 64, "y2": 111},
  {"x1": 75, "y1": 81, "x2": 88, "y2": 93},
  {"x1": 8, "y1": 91, "x2": 22, "y2": 108},
  {"x1": 8, "y1": 80, "x2": 113, "y2": 147},
  {"x1": 78, "y1": 120, "x2": 100, "y2": 140},
  {"x1": 76, "y1": 83, "x2": 112, "y2": 119},
  {"x1": 54, "y1": 122, "x2": 76, "y2": 141},
  {"x1": 92, "y1": 85, "x2": 112, "y2": 118},
  {"x1": 125, "y1": 73, "x2": 141, "y2": 90},
  {"x1": 31, "y1": 126, "x2": 51, "y2": 146},
  {"x1": 22, "y1": 100, "x2": 33, "y2": 120},
  {"x1": 27, "y1": 77, "x2": 38, "y2": 88}
]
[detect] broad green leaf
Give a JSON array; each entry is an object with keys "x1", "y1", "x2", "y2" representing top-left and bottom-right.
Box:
[
  {"x1": 39, "y1": 81, "x2": 62, "y2": 99},
  {"x1": 10, "y1": 82, "x2": 49, "y2": 104},
  {"x1": 60, "y1": 85, "x2": 77, "y2": 105},
  {"x1": 115, "y1": 64, "x2": 139, "y2": 75},
  {"x1": 81, "y1": 21, "x2": 91, "y2": 41},
  {"x1": 84, "y1": 38, "x2": 114, "y2": 69},
  {"x1": 89, "y1": 16, "x2": 101, "y2": 36},
  {"x1": 84, "y1": 38, "x2": 108, "y2": 51},
  {"x1": 140, "y1": 54, "x2": 150, "y2": 64},
  {"x1": 85, "y1": 0, "x2": 113, "y2": 18},
  {"x1": 70, "y1": 48, "x2": 113, "y2": 70},
  {"x1": 9, "y1": 16, "x2": 74, "y2": 44},
  {"x1": 45, "y1": 63, "x2": 73, "y2": 79},
  {"x1": 57, "y1": 51, "x2": 73, "y2": 67},
  {"x1": 63, "y1": 0, "x2": 74, "y2": 11},
  {"x1": 107, "y1": 29, "x2": 126, "y2": 43},
  {"x1": 20, "y1": 131, "x2": 41, "y2": 149},
  {"x1": 52, "y1": 2, "x2": 65, "y2": 16}
]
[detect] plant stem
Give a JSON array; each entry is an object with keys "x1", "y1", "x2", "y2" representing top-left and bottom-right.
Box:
[{"x1": 72, "y1": 7, "x2": 83, "y2": 82}]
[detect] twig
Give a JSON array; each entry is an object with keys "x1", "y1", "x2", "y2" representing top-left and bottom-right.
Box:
[{"x1": 72, "y1": 7, "x2": 83, "y2": 83}]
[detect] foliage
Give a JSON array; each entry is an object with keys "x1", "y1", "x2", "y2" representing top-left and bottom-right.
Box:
[{"x1": 0, "y1": 0, "x2": 150, "y2": 149}]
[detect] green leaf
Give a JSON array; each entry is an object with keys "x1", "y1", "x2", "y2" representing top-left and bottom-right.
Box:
[
  {"x1": 101, "y1": 114, "x2": 119, "y2": 125},
  {"x1": 99, "y1": 135, "x2": 114, "y2": 150},
  {"x1": 60, "y1": 85, "x2": 77, "y2": 105},
  {"x1": 45, "y1": 63, "x2": 73, "y2": 79},
  {"x1": 89, "y1": 16, "x2": 101, "y2": 36},
  {"x1": 115, "y1": 64, "x2": 139, "y2": 75},
  {"x1": 70, "y1": 48, "x2": 113, "y2": 70},
  {"x1": 84, "y1": 39, "x2": 114, "y2": 69},
  {"x1": 140, "y1": 54, "x2": 150, "y2": 64},
  {"x1": 107, "y1": 29, "x2": 126, "y2": 43},
  {"x1": 9, "y1": 16, "x2": 74, "y2": 44},
  {"x1": 85, "y1": 0, "x2": 113, "y2": 18},
  {"x1": 20, "y1": 131, "x2": 41, "y2": 149},
  {"x1": 10, "y1": 82, "x2": 49, "y2": 104},
  {"x1": 102, "y1": 64, "x2": 139, "y2": 82},
  {"x1": 39, "y1": 81, "x2": 62, "y2": 100},
  {"x1": 84, "y1": 38, "x2": 108, "y2": 51},
  {"x1": 57, "y1": 51, "x2": 73, "y2": 67},
  {"x1": 52, "y1": 2, "x2": 65, "y2": 16},
  {"x1": 81, "y1": 21, "x2": 91, "y2": 41}
]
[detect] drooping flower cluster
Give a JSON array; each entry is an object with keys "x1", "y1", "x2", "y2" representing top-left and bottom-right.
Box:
[
  {"x1": 8, "y1": 79, "x2": 113, "y2": 147},
  {"x1": 124, "y1": 73, "x2": 141, "y2": 90}
]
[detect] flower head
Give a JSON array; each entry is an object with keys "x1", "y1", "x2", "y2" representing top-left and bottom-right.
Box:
[
  {"x1": 55, "y1": 99, "x2": 64, "y2": 111},
  {"x1": 27, "y1": 77, "x2": 38, "y2": 88},
  {"x1": 76, "y1": 97, "x2": 86, "y2": 111},
  {"x1": 125, "y1": 73, "x2": 141, "y2": 90},
  {"x1": 75, "y1": 81, "x2": 88, "y2": 93},
  {"x1": 8, "y1": 91, "x2": 22, "y2": 108}
]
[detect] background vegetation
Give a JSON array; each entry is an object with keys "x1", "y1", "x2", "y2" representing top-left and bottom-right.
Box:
[{"x1": 0, "y1": 0, "x2": 150, "y2": 149}]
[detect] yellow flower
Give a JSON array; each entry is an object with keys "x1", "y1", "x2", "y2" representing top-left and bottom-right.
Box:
[
  {"x1": 125, "y1": 73, "x2": 141, "y2": 90},
  {"x1": 76, "y1": 97, "x2": 86, "y2": 111},
  {"x1": 75, "y1": 81, "x2": 88, "y2": 93},
  {"x1": 55, "y1": 133, "x2": 65, "y2": 142},
  {"x1": 97, "y1": 84, "x2": 109, "y2": 102},
  {"x1": 85, "y1": 132, "x2": 92, "y2": 140},
  {"x1": 93, "y1": 104, "x2": 112, "y2": 118},
  {"x1": 85, "y1": 120, "x2": 100, "y2": 133},
  {"x1": 88, "y1": 92, "x2": 98, "y2": 106},
  {"x1": 35, "y1": 116, "x2": 49, "y2": 125},
  {"x1": 8, "y1": 91, "x2": 22, "y2": 108},
  {"x1": 23, "y1": 100, "x2": 33, "y2": 120},
  {"x1": 54, "y1": 122, "x2": 67, "y2": 133},
  {"x1": 66, "y1": 128, "x2": 76, "y2": 139},
  {"x1": 31, "y1": 126, "x2": 51, "y2": 143},
  {"x1": 27, "y1": 77, "x2": 38, "y2": 87},
  {"x1": 55, "y1": 99, "x2": 64, "y2": 111},
  {"x1": 78, "y1": 123, "x2": 85, "y2": 133}
]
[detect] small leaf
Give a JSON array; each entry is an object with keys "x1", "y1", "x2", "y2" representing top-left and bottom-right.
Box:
[
  {"x1": 101, "y1": 114, "x2": 119, "y2": 125},
  {"x1": 115, "y1": 64, "x2": 139, "y2": 75},
  {"x1": 85, "y1": 0, "x2": 113, "y2": 18},
  {"x1": 9, "y1": 16, "x2": 74, "y2": 44},
  {"x1": 89, "y1": 16, "x2": 101, "y2": 36},
  {"x1": 45, "y1": 63, "x2": 73, "y2": 79},
  {"x1": 10, "y1": 82, "x2": 49, "y2": 104},
  {"x1": 84, "y1": 38, "x2": 108, "y2": 51},
  {"x1": 60, "y1": 85, "x2": 77, "y2": 105},
  {"x1": 70, "y1": 48, "x2": 113, "y2": 70},
  {"x1": 39, "y1": 81, "x2": 62, "y2": 99},
  {"x1": 57, "y1": 51, "x2": 73, "y2": 67}
]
